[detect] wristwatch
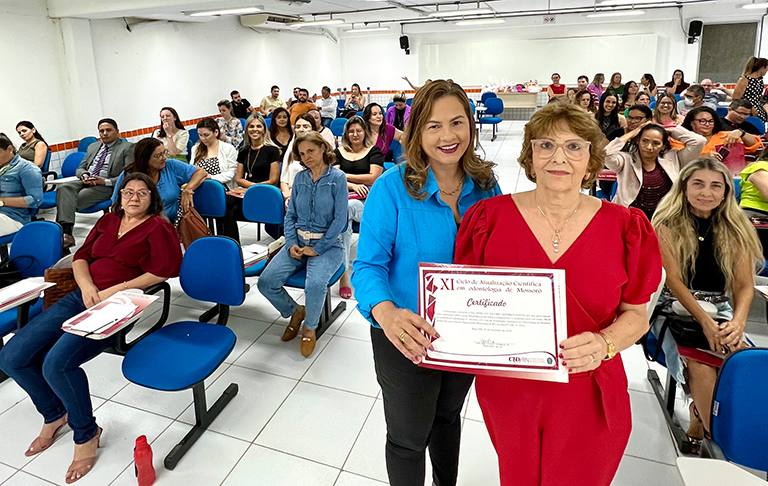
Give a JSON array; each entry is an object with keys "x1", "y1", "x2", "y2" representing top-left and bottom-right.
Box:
[
  {"x1": 0, "y1": 200, "x2": 5, "y2": 207},
  {"x1": 598, "y1": 331, "x2": 617, "y2": 360}
]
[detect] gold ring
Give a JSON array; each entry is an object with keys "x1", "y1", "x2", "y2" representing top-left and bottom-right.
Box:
[
  {"x1": 589, "y1": 354, "x2": 595, "y2": 364},
  {"x1": 398, "y1": 331, "x2": 406, "y2": 343}
]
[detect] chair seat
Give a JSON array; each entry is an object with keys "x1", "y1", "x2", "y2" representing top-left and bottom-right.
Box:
[
  {"x1": 79, "y1": 199, "x2": 111, "y2": 214},
  {"x1": 285, "y1": 264, "x2": 344, "y2": 289},
  {"x1": 0, "y1": 233, "x2": 15, "y2": 246},
  {"x1": 122, "y1": 321, "x2": 236, "y2": 391},
  {"x1": 39, "y1": 192, "x2": 57, "y2": 209},
  {"x1": 478, "y1": 117, "x2": 503, "y2": 124},
  {"x1": 244, "y1": 259, "x2": 267, "y2": 277},
  {"x1": 0, "y1": 299, "x2": 43, "y2": 336}
]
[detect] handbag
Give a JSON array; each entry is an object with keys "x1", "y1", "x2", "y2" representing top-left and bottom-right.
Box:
[
  {"x1": 665, "y1": 316, "x2": 713, "y2": 350},
  {"x1": 0, "y1": 256, "x2": 36, "y2": 288},
  {"x1": 43, "y1": 267, "x2": 78, "y2": 309},
  {"x1": 176, "y1": 207, "x2": 211, "y2": 250}
]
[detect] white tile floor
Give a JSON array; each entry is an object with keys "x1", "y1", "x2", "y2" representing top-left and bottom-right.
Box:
[{"x1": 1, "y1": 120, "x2": 765, "y2": 485}]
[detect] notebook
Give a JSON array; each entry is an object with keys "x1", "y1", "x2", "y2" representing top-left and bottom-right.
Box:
[
  {"x1": 0, "y1": 279, "x2": 56, "y2": 314},
  {"x1": 62, "y1": 291, "x2": 159, "y2": 340}
]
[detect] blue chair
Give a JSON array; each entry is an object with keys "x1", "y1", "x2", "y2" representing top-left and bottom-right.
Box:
[
  {"x1": 390, "y1": 140, "x2": 404, "y2": 165},
  {"x1": 185, "y1": 139, "x2": 193, "y2": 161},
  {"x1": 701, "y1": 348, "x2": 768, "y2": 471},
  {"x1": 406, "y1": 98, "x2": 413, "y2": 106},
  {"x1": 674, "y1": 94, "x2": 682, "y2": 102},
  {"x1": 735, "y1": 178, "x2": 742, "y2": 203},
  {"x1": 481, "y1": 92, "x2": 497, "y2": 105},
  {"x1": 193, "y1": 179, "x2": 226, "y2": 235},
  {"x1": 386, "y1": 102, "x2": 395, "y2": 111},
  {"x1": 78, "y1": 137, "x2": 98, "y2": 153},
  {"x1": 649, "y1": 98, "x2": 656, "y2": 109},
  {"x1": 745, "y1": 116, "x2": 766, "y2": 135},
  {"x1": 61, "y1": 152, "x2": 86, "y2": 178},
  {"x1": 42, "y1": 150, "x2": 51, "y2": 173},
  {"x1": 477, "y1": 98, "x2": 503, "y2": 142},
  {"x1": 238, "y1": 118, "x2": 247, "y2": 131},
  {"x1": 265, "y1": 114, "x2": 272, "y2": 129},
  {"x1": 716, "y1": 106, "x2": 728, "y2": 118},
  {"x1": 284, "y1": 264, "x2": 345, "y2": 340},
  {"x1": 188, "y1": 128, "x2": 199, "y2": 146},
  {"x1": 330, "y1": 118, "x2": 348, "y2": 137},
  {"x1": 122, "y1": 236, "x2": 245, "y2": 470},
  {"x1": 468, "y1": 99, "x2": 476, "y2": 116},
  {"x1": 242, "y1": 185, "x2": 284, "y2": 277},
  {"x1": 356, "y1": 110, "x2": 363, "y2": 117}
]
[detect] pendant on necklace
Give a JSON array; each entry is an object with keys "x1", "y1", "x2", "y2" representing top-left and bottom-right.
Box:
[
  {"x1": 552, "y1": 232, "x2": 561, "y2": 253},
  {"x1": 698, "y1": 235, "x2": 705, "y2": 242}
]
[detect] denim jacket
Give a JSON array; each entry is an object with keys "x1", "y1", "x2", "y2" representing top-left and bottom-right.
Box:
[
  {"x1": 285, "y1": 165, "x2": 348, "y2": 255},
  {"x1": 0, "y1": 155, "x2": 43, "y2": 225}
]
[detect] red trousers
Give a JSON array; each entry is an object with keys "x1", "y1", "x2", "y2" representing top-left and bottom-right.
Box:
[{"x1": 475, "y1": 360, "x2": 632, "y2": 486}]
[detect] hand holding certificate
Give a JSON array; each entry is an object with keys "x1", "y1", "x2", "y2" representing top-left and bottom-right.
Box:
[{"x1": 419, "y1": 263, "x2": 569, "y2": 383}]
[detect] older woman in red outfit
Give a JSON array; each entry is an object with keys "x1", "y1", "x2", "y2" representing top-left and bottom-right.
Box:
[{"x1": 454, "y1": 102, "x2": 662, "y2": 486}]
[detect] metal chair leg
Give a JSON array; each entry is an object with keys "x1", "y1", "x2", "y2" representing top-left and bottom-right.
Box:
[
  {"x1": 315, "y1": 292, "x2": 346, "y2": 340},
  {"x1": 648, "y1": 368, "x2": 692, "y2": 454}
]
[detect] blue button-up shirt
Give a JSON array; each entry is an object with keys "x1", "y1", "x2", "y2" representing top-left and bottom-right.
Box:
[
  {"x1": 0, "y1": 155, "x2": 43, "y2": 225},
  {"x1": 352, "y1": 165, "x2": 501, "y2": 326},
  {"x1": 285, "y1": 165, "x2": 348, "y2": 255}
]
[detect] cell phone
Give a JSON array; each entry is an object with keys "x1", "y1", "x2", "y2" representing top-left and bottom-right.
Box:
[
  {"x1": 717, "y1": 146, "x2": 730, "y2": 159},
  {"x1": 80, "y1": 172, "x2": 91, "y2": 181}
]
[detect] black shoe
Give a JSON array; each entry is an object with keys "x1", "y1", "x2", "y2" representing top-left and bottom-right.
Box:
[{"x1": 62, "y1": 234, "x2": 75, "y2": 249}]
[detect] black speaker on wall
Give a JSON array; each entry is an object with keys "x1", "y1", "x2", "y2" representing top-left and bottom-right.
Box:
[
  {"x1": 400, "y1": 35, "x2": 410, "y2": 55},
  {"x1": 688, "y1": 20, "x2": 703, "y2": 44}
]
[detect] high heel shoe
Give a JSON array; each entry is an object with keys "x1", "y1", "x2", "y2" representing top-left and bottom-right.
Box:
[
  {"x1": 25, "y1": 415, "x2": 68, "y2": 457},
  {"x1": 686, "y1": 403, "x2": 704, "y2": 454},
  {"x1": 65, "y1": 427, "x2": 102, "y2": 484}
]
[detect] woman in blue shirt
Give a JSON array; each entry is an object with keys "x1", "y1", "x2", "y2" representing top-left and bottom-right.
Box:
[
  {"x1": 0, "y1": 133, "x2": 43, "y2": 236},
  {"x1": 113, "y1": 138, "x2": 206, "y2": 223},
  {"x1": 352, "y1": 80, "x2": 500, "y2": 486},
  {"x1": 257, "y1": 132, "x2": 348, "y2": 358}
]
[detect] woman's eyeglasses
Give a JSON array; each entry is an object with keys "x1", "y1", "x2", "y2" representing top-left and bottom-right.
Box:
[
  {"x1": 151, "y1": 151, "x2": 170, "y2": 160},
  {"x1": 531, "y1": 139, "x2": 591, "y2": 160},
  {"x1": 120, "y1": 189, "x2": 151, "y2": 199},
  {"x1": 693, "y1": 119, "x2": 714, "y2": 125}
]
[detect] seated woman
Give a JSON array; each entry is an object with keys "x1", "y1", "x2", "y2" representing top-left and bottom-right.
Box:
[
  {"x1": 640, "y1": 73, "x2": 658, "y2": 98},
  {"x1": 257, "y1": 132, "x2": 347, "y2": 358},
  {"x1": 341, "y1": 83, "x2": 366, "y2": 119},
  {"x1": 682, "y1": 106, "x2": 764, "y2": 163},
  {"x1": 733, "y1": 56, "x2": 768, "y2": 122},
  {"x1": 190, "y1": 117, "x2": 238, "y2": 190},
  {"x1": 385, "y1": 91, "x2": 411, "y2": 131},
  {"x1": 307, "y1": 108, "x2": 336, "y2": 147},
  {"x1": 620, "y1": 80, "x2": 639, "y2": 111},
  {"x1": 0, "y1": 173, "x2": 182, "y2": 484},
  {"x1": 334, "y1": 116, "x2": 384, "y2": 299},
  {"x1": 112, "y1": 138, "x2": 206, "y2": 223},
  {"x1": 566, "y1": 87, "x2": 578, "y2": 102},
  {"x1": 606, "y1": 122, "x2": 706, "y2": 220},
  {"x1": 0, "y1": 133, "x2": 42, "y2": 236},
  {"x1": 280, "y1": 115, "x2": 319, "y2": 209},
  {"x1": 739, "y1": 150, "x2": 768, "y2": 219},
  {"x1": 217, "y1": 99, "x2": 244, "y2": 148},
  {"x1": 15, "y1": 121, "x2": 49, "y2": 169},
  {"x1": 595, "y1": 91, "x2": 626, "y2": 136},
  {"x1": 588, "y1": 73, "x2": 605, "y2": 102},
  {"x1": 573, "y1": 89, "x2": 595, "y2": 113},
  {"x1": 664, "y1": 69, "x2": 691, "y2": 95},
  {"x1": 651, "y1": 158, "x2": 762, "y2": 449},
  {"x1": 223, "y1": 114, "x2": 281, "y2": 242},
  {"x1": 633, "y1": 92, "x2": 652, "y2": 111},
  {"x1": 653, "y1": 92, "x2": 684, "y2": 128},
  {"x1": 606, "y1": 71, "x2": 624, "y2": 98},
  {"x1": 268, "y1": 107, "x2": 293, "y2": 159},
  {"x1": 548, "y1": 72, "x2": 566, "y2": 100},
  {"x1": 152, "y1": 107, "x2": 189, "y2": 162},
  {"x1": 363, "y1": 102, "x2": 403, "y2": 161}
]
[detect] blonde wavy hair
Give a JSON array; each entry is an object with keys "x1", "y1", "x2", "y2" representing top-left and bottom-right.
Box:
[
  {"x1": 242, "y1": 114, "x2": 276, "y2": 149},
  {"x1": 401, "y1": 79, "x2": 496, "y2": 200},
  {"x1": 651, "y1": 158, "x2": 763, "y2": 292}
]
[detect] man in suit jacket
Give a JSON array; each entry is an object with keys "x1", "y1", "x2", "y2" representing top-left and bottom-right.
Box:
[{"x1": 56, "y1": 118, "x2": 134, "y2": 247}]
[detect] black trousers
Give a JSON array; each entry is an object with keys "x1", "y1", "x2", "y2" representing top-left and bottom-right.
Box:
[
  {"x1": 223, "y1": 194, "x2": 282, "y2": 243},
  {"x1": 371, "y1": 326, "x2": 474, "y2": 486}
]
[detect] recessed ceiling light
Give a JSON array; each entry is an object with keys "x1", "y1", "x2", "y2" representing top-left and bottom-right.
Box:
[
  {"x1": 743, "y1": 2, "x2": 768, "y2": 9},
  {"x1": 455, "y1": 18, "x2": 505, "y2": 26},
  {"x1": 293, "y1": 18, "x2": 345, "y2": 27},
  {"x1": 585, "y1": 9, "x2": 646, "y2": 18},
  {"x1": 430, "y1": 7, "x2": 493, "y2": 18},
  {"x1": 345, "y1": 26, "x2": 390, "y2": 33},
  {"x1": 189, "y1": 7, "x2": 262, "y2": 17}
]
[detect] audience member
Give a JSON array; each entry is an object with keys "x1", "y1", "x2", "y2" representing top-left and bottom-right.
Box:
[
  {"x1": 288, "y1": 88, "x2": 317, "y2": 124},
  {"x1": 620, "y1": 80, "x2": 639, "y2": 110},
  {"x1": 223, "y1": 114, "x2": 281, "y2": 242},
  {"x1": 653, "y1": 92, "x2": 684, "y2": 128},
  {"x1": 651, "y1": 158, "x2": 762, "y2": 449},
  {"x1": 191, "y1": 117, "x2": 237, "y2": 190},
  {"x1": 734, "y1": 56, "x2": 768, "y2": 122},
  {"x1": 315, "y1": 86, "x2": 337, "y2": 128},
  {"x1": 15, "y1": 121, "x2": 48, "y2": 169},
  {"x1": 386, "y1": 91, "x2": 411, "y2": 131},
  {"x1": 282, "y1": 114, "x2": 317, "y2": 182},
  {"x1": 0, "y1": 172, "x2": 182, "y2": 484},
  {"x1": 574, "y1": 89, "x2": 595, "y2": 113},
  {"x1": 152, "y1": 107, "x2": 189, "y2": 162},
  {"x1": 56, "y1": 118, "x2": 133, "y2": 248},
  {"x1": 639, "y1": 73, "x2": 658, "y2": 97},
  {"x1": 595, "y1": 91, "x2": 626, "y2": 136},
  {"x1": 217, "y1": 99, "x2": 244, "y2": 148},
  {"x1": 363, "y1": 103, "x2": 403, "y2": 158},
  {"x1": 700, "y1": 79, "x2": 732, "y2": 105},
  {"x1": 341, "y1": 83, "x2": 366, "y2": 118},
  {"x1": 112, "y1": 138, "x2": 206, "y2": 223},
  {"x1": 682, "y1": 106, "x2": 763, "y2": 159},
  {"x1": 721, "y1": 99, "x2": 761, "y2": 135},
  {"x1": 635, "y1": 92, "x2": 652, "y2": 108},
  {"x1": 352, "y1": 79, "x2": 499, "y2": 486},
  {"x1": 548, "y1": 73, "x2": 566, "y2": 100},
  {"x1": 455, "y1": 101, "x2": 660, "y2": 486},
  {"x1": 230, "y1": 90, "x2": 255, "y2": 119},
  {"x1": 287, "y1": 87, "x2": 300, "y2": 108},
  {"x1": 334, "y1": 116, "x2": 384, "y2": 299},
  {"x1": 566, "y1": 87, "x2": 578, "y2": 101},
  {"x1": 257, "y1": 132, "x2": 347, "y2": 358},
  {"x1": 739, "y1": 149, "x2": 768, "y2": 219},
  {"x1": 307, "y1": 108, "x2": 336, "y2": 147},
  {"x1": 664, "y1": 69, "x2": 690, "y2": 95},
  {"x1": 577, "y1": 75, "x2": 589, "y2": 91},
  {"x1": 401, "y1": 76, "x2": 431, "y2": 92},
  {"x1": 677, "y1": 85, "x2": 709, "y2": 115},
  {"x1": 607, "y1": 104, "x2": 653, "y2": 144},
  {"x1": 606, "y1": 122, "x2": 705, "y2": 220},
  {"x1": 260, "y1": 85, "x2": 287, "y2": 114},
  {"x1": 606, "y1": 72, "x2": 624, "y2": 97},
  {"x1": 269, "y1": 107, "x2": 293, "y2": 158},
  {"x1": 0, "y1": 133, "x2": 42, "y2": 236},
  {"x1": 588, "y1": 73, "x2": 605, "y2": 102}
]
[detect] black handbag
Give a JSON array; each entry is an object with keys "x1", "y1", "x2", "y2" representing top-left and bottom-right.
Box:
[
  {"x1": 0, "y1": 255, "x2": 36, "y2": 288},
  {"x1": 665, "y1": 316, "x2": 712, "y2": 349}
]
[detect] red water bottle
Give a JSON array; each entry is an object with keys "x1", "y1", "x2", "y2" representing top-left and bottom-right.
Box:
[{"x1": 134, "y1": 435, "x2": 156, "y2": 486}]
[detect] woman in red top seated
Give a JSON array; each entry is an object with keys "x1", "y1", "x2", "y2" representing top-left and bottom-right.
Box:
[
  {"x1": 0, "y1": 173, "x2": 182, "y2": 484},
  {"x1": 548, "y1": 73, "x2": 566, "y2": 100},
  {"x1": 455, "y1": 102, "x2": 662, "y2": 486}
]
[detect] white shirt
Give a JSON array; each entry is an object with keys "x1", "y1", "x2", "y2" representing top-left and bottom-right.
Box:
[
  {"x1": 190, "y1": 141, "x2": 238, "y2": 190},
  {"x1": 316, "y1": 96, "x2": 337, "y2": 119},
  {"x1": 153, "y1": 128, "x2": 190, "y2": 155}
]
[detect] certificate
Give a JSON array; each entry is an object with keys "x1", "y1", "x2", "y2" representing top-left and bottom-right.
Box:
[{"x1": 418, "y1": 263, "x2": 568, "y2": 383}]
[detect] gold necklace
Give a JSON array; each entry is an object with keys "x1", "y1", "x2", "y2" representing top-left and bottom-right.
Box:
[
  {"x1": 439, "y1": 177, "x2": 464, "y2": 196},
  {"x1": 535, "y1": 194, "x2": 581, "y2": 253}
]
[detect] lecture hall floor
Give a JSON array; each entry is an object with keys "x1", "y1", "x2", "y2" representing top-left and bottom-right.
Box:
[{"x1": 1, "y1": 120, "x2": 767, "y2": 486}]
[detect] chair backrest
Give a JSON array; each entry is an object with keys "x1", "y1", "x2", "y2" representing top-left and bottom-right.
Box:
[
  {"x1": 674, "y1": 94, "x2": 682, "y2": 101},
  {"x1": 238, "y1": 118, "x2": 247, "y2": 130},
  {"x1": 711, "y1": 347, "x2": 768, "y2": 471},
  {"x1": 745, "y1": 116, "x2": 766, "y2": 135},
  {"x1": 265, "y1": 117, "x2": 271, "y2": 129},
  {"x1": 193, "y1": 179, "x2": 226, "y2": 218},
  {"x1": 481, "y1": 92, "x2": 497, "y2": 104},
  {"x1": 337, "y1": 99, "x2": 346, "y2": 109},
  {"x1": 716, "y1": 106, "x2": 728, "y2": 118},
  {"x1": 356, "y1": 110, "x2": 363, "y2": 117},
  {"x1": 42, "y1": 150, "x2": 52, "y2": 173},
  {"x1": 735, "y1": 178, "x2": 742, "y2": 203},
  {"x1": 406, "y1": 98, "x2": 413, "y2": 106},
  {"x1": 468, "y1": 99, "x2": 476, "y2": 115},
  {"x1": 386, "y1": 102, "x2": 395, "y2": 111},
  {"x1": 78, "y1": 137, "x2": 98, "y2": 153},
  {"x1": 10, "y1": 221, "x2": 62, "y2": 278},
  {"x1": 61, "y1": 152, "x2": 86, "y2": 177},
  {"x1": 391, "y1": 140, "x2": 404, "y2": 164},
  {"x1": 188, "y1": 128, "x2": 200, "y2": 145},
  {"x1": 242, "y1": 185, "x2": 284, "y2": 225},
  {"x1": 485, "y1": 98, "x2": 504, "y2": 116},
  {"x1": 186, "y1": 139, "x2": 193, "y2": 158},
  {"x1": 330, "y1": 118, "x2": 348, "y2": 137},
  {"x1": 180, "y1": 236, "x2": 245, "y2": 306}
]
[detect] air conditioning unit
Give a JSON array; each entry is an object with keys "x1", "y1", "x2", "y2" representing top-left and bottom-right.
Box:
[{"x1": 240, "y1": 13, "x2": 301, "y2": 30}]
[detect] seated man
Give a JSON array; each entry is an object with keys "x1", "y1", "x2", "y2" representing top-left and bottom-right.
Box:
[
  {"x1": 0, "y1": 133, "x2": 42, "y2": 236},
  {"x1": 677, "y1": 85, "x2": 709, "y2": 115},
  {"x1": 259, "y1": 85, "x2": 287, "y2": 115},
  {"x1": 230, "y1": 90, "x2": 255, "y2": 119},
  {"x1": 721, "y1": 99, "x2": 762, "y2": 135},
  {"x1": 314, "y1": 86, "x2": 337, "y2": 128},
  {"x1": 56, "y1": 118, "x2": 133, "y2": 247},
  {"x1": 288, "y1": 88, "x2": 317, "y2": 124},
  {"x1": 700, "y1": 78, "x2": 733, "y2": 105},
  {"x1": 286, "y1": 87, "x2": 300, "y2": 108}
]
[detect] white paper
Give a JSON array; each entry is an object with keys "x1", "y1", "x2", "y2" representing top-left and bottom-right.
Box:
[
  {"x1": 46, "y1": 176, "x2": 80, "y2": 185},
  {"x1": 69, "y1": 301, "x2": 137, "y2": 333},
  {"x1": 0, "y1": 280, "x2": 52, "y2": 305},
  {"x1": 242, "y1": 243, "x2": 268, "y2": 265}
]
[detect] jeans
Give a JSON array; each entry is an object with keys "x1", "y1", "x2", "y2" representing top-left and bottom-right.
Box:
[
  {"x1": 371, "y1": 326, "x2": 473, "y2": 486},
  {"x1": 321, "y1": 118, "x2": 333, "y2": 129},
  {"x1": 342, "y1": 199, "x2": 364, "y2": 273},
  {"x1": 0, "y1": 290, "x2": 112, "y2": 444},
  {"x1": 257, "y1": 235, "x2": 343, "y2": 329}
]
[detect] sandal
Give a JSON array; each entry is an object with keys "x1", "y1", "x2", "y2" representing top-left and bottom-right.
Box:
[
  {"x1": 686, "y1": 403, "x2": 704, "y2": 454},
  {"x1": 339, "y1": 287, "x2": 352, "y2": 300},
  {"x1": 26, "y1": 415, "x2": 68, "y2": 457},
  {"x1": 65, "y1": 427, "x2": 102, "y2": 484}
]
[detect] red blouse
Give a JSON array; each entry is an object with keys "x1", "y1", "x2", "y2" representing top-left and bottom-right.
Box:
[
  {"x1": 74, "y1": 213, "x2": 183, "y2": 290},
  {"x1": 549, "y1": 84, "x2": 566, "y2": 95}
]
